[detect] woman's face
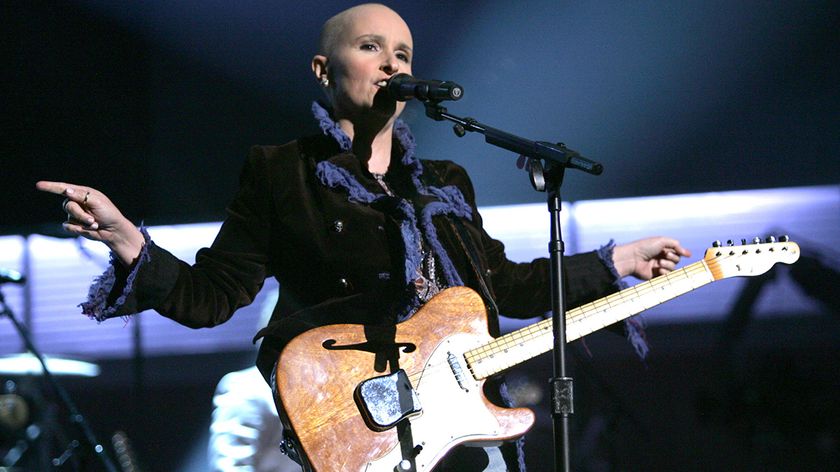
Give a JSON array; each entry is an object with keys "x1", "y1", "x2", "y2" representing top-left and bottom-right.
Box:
[{"x1": 316, "y1": 5, "x2": 414, "y2": 123}]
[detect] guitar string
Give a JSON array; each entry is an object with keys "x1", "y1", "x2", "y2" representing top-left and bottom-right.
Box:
[
  {"x1": 464, "y1": 260, "x2": 711, "y2": 372},
  {"x1": 465, "y1": 248, "x2": 736, "y2": 372},
  {"x1": 470, "y1": 264, "x2": 708, "y2": 368},
  {"x1": 464, "y1": 243, "x2": 794, "y2": 373},
  {"x1": 422, "y1": 243, "x2": 792, "y2": 381}
]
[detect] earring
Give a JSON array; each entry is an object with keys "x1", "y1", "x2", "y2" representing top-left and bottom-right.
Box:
[{"x1": 319, "y1": 76, "x2": 329, "y2": 87}]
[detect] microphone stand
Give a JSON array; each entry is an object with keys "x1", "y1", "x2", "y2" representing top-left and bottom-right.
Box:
[
  {"x1": 0, "y1": 286, "x2": 119, "y2": 472},
  {"x1": 423, "y1": 101, "x2": 603, "y2": 472}
]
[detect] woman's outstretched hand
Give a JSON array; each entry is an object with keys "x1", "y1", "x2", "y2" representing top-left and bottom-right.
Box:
[
  {"x1": 35, "y1": 181, "x2": 145, "y2": 266},
  {"x1": 613, "y1": 236, "x2": 692, "y2": 280}
]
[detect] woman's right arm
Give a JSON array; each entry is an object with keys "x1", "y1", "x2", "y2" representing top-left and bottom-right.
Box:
[{"x1": 35, "y1": 147, "x2": 274, "y2": 327}]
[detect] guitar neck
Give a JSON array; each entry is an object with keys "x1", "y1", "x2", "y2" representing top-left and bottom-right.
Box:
[{"x1": 464, "y1": 259, "x2": 715, "y2": 379}]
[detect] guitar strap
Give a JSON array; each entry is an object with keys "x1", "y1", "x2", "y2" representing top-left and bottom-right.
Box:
[
  {"x1": 423, "y1": 165, "x2": 500, "y2": 322},
  {"x1": 423, "y1": 163, "x2": 526, "y2": 472}
]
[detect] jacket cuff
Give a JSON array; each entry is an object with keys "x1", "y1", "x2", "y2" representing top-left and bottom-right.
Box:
[
  {"x1": 596, "y1": 239, "x2": 649, "y2": 358},
  {"x1": 79, "y1": 227, "x2": 152, "y2": 322},
  {"x1": 596, "y1": 239, "x2": 628, "y2": 290}
]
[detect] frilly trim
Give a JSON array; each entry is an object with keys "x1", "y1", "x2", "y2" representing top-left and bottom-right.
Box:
[
  {"x1": 396, "y1": 201, "x2": 425, "y2": 290},
  {"x1": 597, "y1": 239, "x2": 649, "y2": 359},
  {"x1": 625, "y1": 316, "x2": 650, "y2": 359},
  {"x1": 419, "y1": 185, "x2": 473, "y2": 288},
  {"x1": 312, "y1": 101, "x2": 352, "y2": 152},
  {"x1": 311, "y1": 101, "x2": 425, "y2": 184},
  {"x1": 596, "y1": 239, "x2": 628, "y2": 290},
  {"x1": 392, "y1": 118, "x2": 424, "y2": 185},
  {"x1": 79, "y1": 227, "x2": 152, "y2": 322},
  {"x1": 315, "y1": 159, "x2": 377, "y2": 204}
]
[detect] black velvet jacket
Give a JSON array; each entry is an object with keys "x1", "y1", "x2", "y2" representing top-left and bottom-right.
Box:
[{"x1": 86, "y1": 112, "x2": 620, "y2": 383}]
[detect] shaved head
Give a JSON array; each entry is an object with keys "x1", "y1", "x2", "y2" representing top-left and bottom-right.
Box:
[
  {"x1": 311, "y1": 3, "x2": 413, "y2": 125},
  {"x1": 318, "y1": 3, "x2": 408, "y2": 56}
]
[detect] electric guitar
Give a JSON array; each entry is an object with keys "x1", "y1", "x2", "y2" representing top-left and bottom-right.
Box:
[{"x1": 274, "y1": 239, "x2": 800, "y2": 471}]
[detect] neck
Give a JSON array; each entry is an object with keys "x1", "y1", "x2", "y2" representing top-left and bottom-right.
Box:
[{"x1": 338, "y1": 118, "x2": 395, "y2": 174}]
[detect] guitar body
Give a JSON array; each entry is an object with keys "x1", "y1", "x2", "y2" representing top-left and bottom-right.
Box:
[{"x1": 275, "y1": 286, "x2": 535, "y2": 472}]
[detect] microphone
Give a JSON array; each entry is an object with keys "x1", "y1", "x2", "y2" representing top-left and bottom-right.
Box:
[
  {"x1": 0, "y1": 268, "x2": 26, "y2": 285},
  {"x1": 386, "y1": 74, "x2": 463, "y2": 102}
]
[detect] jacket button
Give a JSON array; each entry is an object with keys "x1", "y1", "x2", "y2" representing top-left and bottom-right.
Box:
[{"x1": 332, "y1": 220, "x2": 344, "y2": 233}]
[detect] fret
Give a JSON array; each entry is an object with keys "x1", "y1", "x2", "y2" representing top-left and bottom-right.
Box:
[{"x1": 467, "y1": 260, "x2": 715, "y2": 379}]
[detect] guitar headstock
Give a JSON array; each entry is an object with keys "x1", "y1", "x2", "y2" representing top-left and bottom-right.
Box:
[{"x1": 704, "y1": 236, "x2": 800, "y2": 281}]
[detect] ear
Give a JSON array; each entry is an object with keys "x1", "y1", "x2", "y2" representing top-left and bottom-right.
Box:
[{"x1": 312, "y1": 55, "x2": 328, "y2": 81}]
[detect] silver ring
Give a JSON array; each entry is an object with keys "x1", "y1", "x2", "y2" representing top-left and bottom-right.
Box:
[
  {"x1": 62, "y1": 198, "x2": 71, "y2": 212},
  {"x1": 83, "y1": 191, "x2": 90, "y2": 204}
]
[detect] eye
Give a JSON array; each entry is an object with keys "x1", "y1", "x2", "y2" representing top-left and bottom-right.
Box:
[
  {"x1": 360, "y1": 43, "x2": 379, "y2": 52},
  {"x1": 396, "y1": 51, "x2": 411, "y2": 63}
]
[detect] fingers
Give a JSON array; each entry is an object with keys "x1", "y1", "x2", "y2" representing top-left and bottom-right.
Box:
[
  {"x1": 64, "y1": 199, "x2": 99, "y2": 230},
  {"x1": 649, "y1": 237, "x2": 691, "y2": 260},
  {"x1": 37, "y1": 181, "x2": 101, "y2": 231},
  {"x1": 657, "y1": 258, "x2": 678, "y2": 272},
  {"x1": 660, "y1": 237, "x2": 692, "y2": 258},
  {"x1": 62, "y1": 221, "x2": 99, "y2": 239},
  {"x1": 662, "y1": 248, "x2": 682, "y2": 264},
  {"x1": 61, "y1": 189, "x2": 98, "y2": 230},
  {"x1": 657, "y1": 238, "x2": 694, "y2": 275},
  {"x1": 658, "y1": 240, "x2": 690, "y2": 269},
  {"x1": 36, "y1": 181, "x2": 90, "y2": 197},
  {"x1": 674, "y1": 244, "x2": 692, "y2": 258},
  {"x1": 37, "y1": 181, "x2": 93, "y2": 207}
]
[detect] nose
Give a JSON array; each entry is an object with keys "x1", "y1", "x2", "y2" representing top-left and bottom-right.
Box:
[{"x1": 380, "y1": 53, "x2": 400, "y2": 75}]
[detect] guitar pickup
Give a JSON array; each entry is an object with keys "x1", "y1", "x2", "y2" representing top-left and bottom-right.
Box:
[{"x1": 355, "y1": 369, "x2": 422, "y2": 431}]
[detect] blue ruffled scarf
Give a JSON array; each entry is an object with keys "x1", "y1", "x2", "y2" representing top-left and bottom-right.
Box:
[{"x1": 312, "y1": 101, "x2": 473, "y2": 320}]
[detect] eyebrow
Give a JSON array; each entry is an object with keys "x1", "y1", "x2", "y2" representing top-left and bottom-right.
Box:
[{"x1": 354, "y1": 34, "x2": 413, "y2": 53}]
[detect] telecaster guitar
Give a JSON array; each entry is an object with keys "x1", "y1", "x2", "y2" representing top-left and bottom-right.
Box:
[{"x1": 275, "y1": 239, "x2": 800, "y2": 471}]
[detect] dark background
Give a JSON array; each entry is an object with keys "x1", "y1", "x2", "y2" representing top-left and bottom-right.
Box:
[
  {"x1": 3, "y1": 0, "x2": 838, "y2": 235},
  {"x1": 2, "y1": 1, "x2": 839, "y2": 470}
]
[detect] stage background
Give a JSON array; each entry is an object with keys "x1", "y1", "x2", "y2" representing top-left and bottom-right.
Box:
[{"x1": 2, "y1": 1, "x2": 838, "y2": 470}]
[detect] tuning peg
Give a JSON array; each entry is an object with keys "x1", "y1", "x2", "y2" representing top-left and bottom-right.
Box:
[
  {"x1": 727, "y1": 240, "x2": 734, "y2": 246},
  {"x1": 779, "y1": 235, "x2": 789, "y2": 242},
  {"x1": 712, "y1": 240, "x2": 722, "y2": 247},
  {"x1": 753, "y1": 236, "x2": 762, "y2": 244},
  {"x1": 741, "y1": 238, "x2": 747, "y2": 245},
  {"x1": 766, "y1": 236, "x2": 776, "y2": 243}
]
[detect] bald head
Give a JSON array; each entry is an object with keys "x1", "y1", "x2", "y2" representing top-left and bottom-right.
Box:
[
  {"x1": 318, "y1": 3, "x2": 409, "y2": 56},
  {"x1": 311, "y1": 3, "x2": 413, "y2": 121}
]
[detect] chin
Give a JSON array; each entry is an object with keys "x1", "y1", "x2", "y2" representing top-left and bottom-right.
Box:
[{"x1": 371, "y1": 95, "x2": 401, "y2": 118}]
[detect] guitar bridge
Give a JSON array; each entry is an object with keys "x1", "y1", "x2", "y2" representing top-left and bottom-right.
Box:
[
  {"x1": 447, "y1": 352, "x2": 469, "y2": 392},
  {"x1": 355, "y1": 369, "x2": 422, "y2": 432}
]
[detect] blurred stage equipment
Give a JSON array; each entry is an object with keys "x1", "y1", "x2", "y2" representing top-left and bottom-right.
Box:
[
  {"x1": 0, "y1": 354, "x2": 100, "y2": 378},
  {"x1": 0, "y1": 278, "x2": 118, "y2": 471},
  {"x1": 0, "y1": 269, "x2": 26, "y2": 286}
]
